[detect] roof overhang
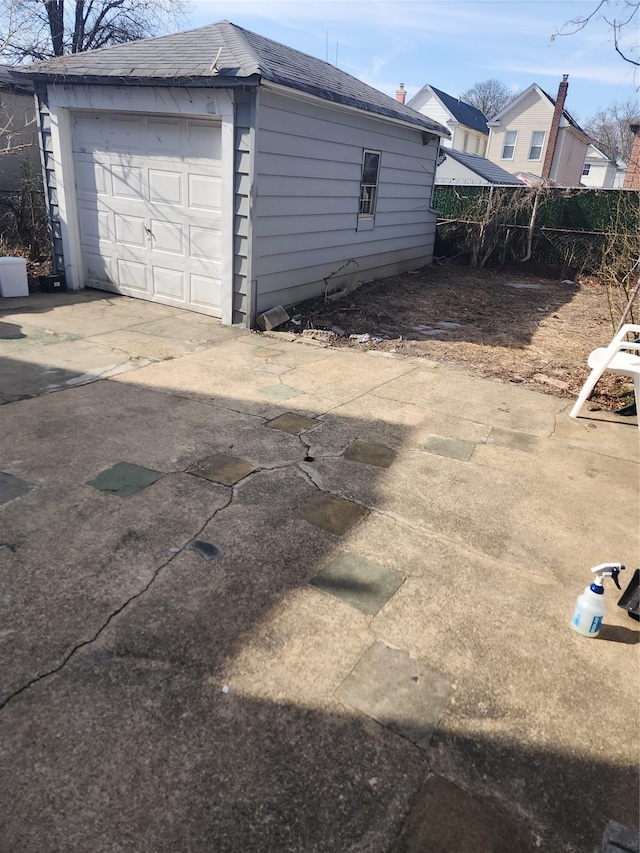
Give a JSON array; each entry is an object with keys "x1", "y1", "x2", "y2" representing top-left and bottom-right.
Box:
[
  {"x1": 24, "y1": 71, "x2": 262, "y2": 89},
  {"x1": 261, "y1": 79, "x2": 450, "y2": 138}
]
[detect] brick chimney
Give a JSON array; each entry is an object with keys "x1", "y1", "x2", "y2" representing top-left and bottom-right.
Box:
[
  {"x1": 541, "y1": 74, "x2": 569, "y2": 180},
  {"x1": 623, "y1": 118, "x2": 640, "y2": 189},
  {"x1": 395, "y1": 83, "x2": 406, "y2": 105}
]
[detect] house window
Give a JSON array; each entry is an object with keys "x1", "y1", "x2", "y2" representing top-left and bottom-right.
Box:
[
  {"x1": 463, "y1": 132, "x2": 469, "y2": 152},
  {"x1": 528, "y1": 131, "x2": 545, "y2": 160},
  {"x1": 582, "y1": 163, "x2": 591, "y2": 176},
  {"x1": 359, "y1": 150, "x2": 380, "y2": 217},
  {"x1": 501, "y1": 130, "x2": 517, "y2": 159}
]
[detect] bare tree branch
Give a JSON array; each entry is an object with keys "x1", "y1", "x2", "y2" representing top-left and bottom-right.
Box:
[
  {"x1": 0, "y1": 0, "x2": 188, "y2": 62},
  {"x1": 552, "y1": 0, "x2": 640, "y2": 69}
]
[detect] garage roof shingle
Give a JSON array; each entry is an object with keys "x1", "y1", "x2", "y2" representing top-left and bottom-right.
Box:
[{"x1": 20, "y1": 21, "x2": 448, "y2": 136}]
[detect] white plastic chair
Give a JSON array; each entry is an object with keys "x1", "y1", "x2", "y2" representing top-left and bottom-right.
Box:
[{"x1": 570, "y1": 323, "x2": 640, "y2": 430}]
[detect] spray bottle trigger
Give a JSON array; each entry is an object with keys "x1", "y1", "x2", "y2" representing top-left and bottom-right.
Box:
[{"x1": 612, "y1": 569, "x2": 622, "y2": 590}]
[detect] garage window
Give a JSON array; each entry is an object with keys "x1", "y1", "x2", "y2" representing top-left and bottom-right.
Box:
[{"x1": 359, "y1": 150, "x2": 380, "y2": 217}]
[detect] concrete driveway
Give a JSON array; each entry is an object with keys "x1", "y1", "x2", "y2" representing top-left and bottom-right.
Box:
[{"x1": 1, "y1": 290, "x2": 638, "y2": 853}]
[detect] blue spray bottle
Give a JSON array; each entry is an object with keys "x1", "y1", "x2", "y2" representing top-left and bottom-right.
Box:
[{"x1": 571, "y1": 563, "x2": 625, "y2": 637}]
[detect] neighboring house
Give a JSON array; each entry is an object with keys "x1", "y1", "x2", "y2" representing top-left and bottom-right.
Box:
[
  {"x1": 435, "y1": 148, "x2": 523, "y2": 186},
  {"x1": 581, "y1": 144, "x2": 626, "y2": 188},
  {"x1": 406, "y1": 84, "x2": 489, "y2": 156},
  {"x1": 19, "y1": 22, "x2": 448, "y2": 327},
  {"x1": 623, "y1": 117, "x2": 640, "y2": 189},
  {"x1": 486, "y1": 76, "x2": 590, "y2": 187},
  {"x1": 0, "y1": 64, "x2": 40, "y2": 191}
]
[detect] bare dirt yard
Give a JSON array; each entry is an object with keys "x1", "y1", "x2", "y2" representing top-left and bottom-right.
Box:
[{"x1": 286, "y1": 263, "x2": 635, "y2": 412}]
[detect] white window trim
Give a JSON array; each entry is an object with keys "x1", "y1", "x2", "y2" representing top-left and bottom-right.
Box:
[
  {"x1": 358, "y1": 148, "x2": 381, "y2": 223},
  {"x1": 528, "y1": 131, "x2": 545, "y2": 161},
  {"x1": 501, "y1": 130, "x2": 518, "y2": 160}
]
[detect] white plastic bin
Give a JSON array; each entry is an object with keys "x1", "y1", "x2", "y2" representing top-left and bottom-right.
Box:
[{"x1": 0, "y1": 257, "x2": 29, "y2": 297}]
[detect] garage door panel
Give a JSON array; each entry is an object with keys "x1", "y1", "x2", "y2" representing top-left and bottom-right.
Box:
[
  {"x1": 149, "y1": 169, "x2": 182, "y2": 205},
  {"x1": 73, "y1": 111, "x2": 222, "y2": 316},
  {"x1": 189, "y1": 225, "x2": 221, "y2": 260},
  {"x1": 150, "y1": 220, "x2": 184, "y2": 255},
  {"x1": 107, "y1": 117, "x2": 143, "y2": 151},
  {"x1": 114, "y1": 213, "x2": 147, "y2": 247},
  {"x1": 79, "y1": 207, "x2": 112, "y2": 244},
  {"x1": 147, "y1": 119, "x2": 181, "y2": 155},
  {"x1": 185, "y1": 121, "x2": 222, "y2": 160},
  {"x1": 111, "y1": 165, "x2": 144, "y2": 199},
  {"x1": 75, "y1": 160, "x2": 108, "y2": 195},
  {"x1": 190, "y1": 273, "x2": 221, "y2": 308},
  {"x1": 85, "y1": 252, "x2": 114, "y2": 285},
  {"x1": 152, "y1": 266, "x2": 185, "y2": 300},
  {"x1": 117, "y1": 258, "x2": 148, "y2": 292},
  {"x1": 188, "y1": 173, "x2": 222, "y2": 210}
]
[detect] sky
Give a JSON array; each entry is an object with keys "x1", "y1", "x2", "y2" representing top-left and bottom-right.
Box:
[{"x1": 185, "y1": 0, "x2": 639, "y2": 122}]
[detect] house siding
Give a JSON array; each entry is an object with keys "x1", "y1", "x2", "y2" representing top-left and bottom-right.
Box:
[
  {"x1": 552, "y1": 128, "x2": 588, "y2": 186},
  {"x1": 410, "y1": 90, "x2": 486, "y2": 155},
  {"x1": 35, "y1": 87, "x2": 65, "y2": 274},
  {"x1": 486, "y1": 89, "x2": 552, "y2": 176},
  {"x1": 253, "y1": 88, "x2": 439, "y2": 313},
  {"x1": 410, "y1": 91, "x2": 453, "y2": 146},
  {"x1": 232, "y1": 89, "x2": 256, "y2": 326}
]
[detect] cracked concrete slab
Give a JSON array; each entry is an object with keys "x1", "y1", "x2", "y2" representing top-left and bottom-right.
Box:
[{"x1": 0, "y1": 293, "x2": 637, "y2": 853}]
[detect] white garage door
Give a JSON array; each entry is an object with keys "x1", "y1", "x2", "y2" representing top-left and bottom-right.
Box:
[{"x1": 72, "y1": 112, "x2": 223, "y2": 316}]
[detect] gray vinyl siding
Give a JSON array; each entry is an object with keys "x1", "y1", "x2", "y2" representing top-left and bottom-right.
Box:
[
  {"x1": 232, "y1": 89, "x2": 256, "y2": 326},
  {"x1": 35, "y1": 87, "x2": 64, "y2": 274},
  {"x1": 252, "y1": 89, "x2": 439, "y2": 312}
]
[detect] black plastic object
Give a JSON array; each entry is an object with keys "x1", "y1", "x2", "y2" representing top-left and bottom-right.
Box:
[
  {"x1": 39, "y1": 274, "x2": 67, "y2": 293},
  {"x1": 617, "y1": 569, "x2": 640, "y2": 621},
  {"x1": 185, "y1": 539, "x2": 224, "y2": 561}
]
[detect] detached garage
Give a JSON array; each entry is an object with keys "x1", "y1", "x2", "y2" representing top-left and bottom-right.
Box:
[{"x1": 24, "y1": 21, "x2": 448, "y2": 327}]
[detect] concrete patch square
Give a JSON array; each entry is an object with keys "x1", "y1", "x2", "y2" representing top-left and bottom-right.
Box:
[
  {"x1": 343, "y1": 439, "x2": 397, "y2": 468},
  {"x1": 486, "y1": 427, "x2": 540, "y2": 453},
  {"x1": 85, "y1": 462, "x2": 164, "y2": 498},
  {"x1": 310, "y1": 551, "x2": 403, "y2": 615},
  {"x1": 336, "y1": 642, "x2": 453, "y2": 750},
  {"x1": 423, "y1": 435, "x2": 475, "y2": 461},
  {"x1": 187, "y1": 453, "x2": 254, "y2": 486},
  {"x1": 266, "y1": 412, "x2": 318, "y2": 435},
  {"x1": 390, "y1": 775, "x2": 540, "y2": 853},
  {"x1": 259, "y1": 384, "x2": 305, "y2": 401},
  {"x1": 0, "y1": 471, "x2": 36, "y2": 505},
  {"x1": 294, "y1": 491, "x2": 369, "y2": 536}
]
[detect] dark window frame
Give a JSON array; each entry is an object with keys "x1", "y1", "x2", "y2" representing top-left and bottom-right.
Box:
[{"x1": 359, "y1": 149, "x2": 381, "y2": 218}]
